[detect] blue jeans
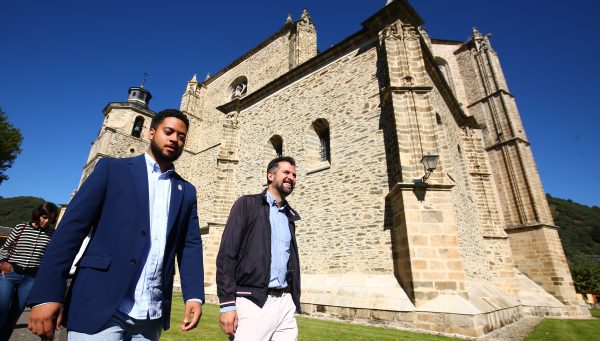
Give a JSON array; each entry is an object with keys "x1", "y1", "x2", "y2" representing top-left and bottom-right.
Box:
[
  {"x1": 0, "y1": 271, "x2": 36, "y2": 341},
  {"x1": 68, "y1": 311, "x2": 162, "y2": 341}
]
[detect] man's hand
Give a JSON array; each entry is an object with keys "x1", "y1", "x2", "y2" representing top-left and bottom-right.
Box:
[
  {"x1": 220, "y1": 311, "x2": 238, "y2": 336},
  {"x1": 181, "y1": 300, "x2": 202, "y2": 331},
  {"x1": 28, "y1": 302, "x2": 63, "y2": 339}
]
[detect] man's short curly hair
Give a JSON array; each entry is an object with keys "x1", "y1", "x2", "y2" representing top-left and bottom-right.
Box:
[{"x1": 151, "y1": 109, "x2": 190, "y2": 130}]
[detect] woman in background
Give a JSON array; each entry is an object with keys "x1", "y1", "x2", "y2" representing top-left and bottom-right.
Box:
[{"x1": 0, "y1": 202, "x2": 59, "y2": 341}]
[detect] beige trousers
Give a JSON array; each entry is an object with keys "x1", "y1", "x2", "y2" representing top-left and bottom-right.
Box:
[{"x1": 234, "y1": 293, "x2": 298, "y2": 341}]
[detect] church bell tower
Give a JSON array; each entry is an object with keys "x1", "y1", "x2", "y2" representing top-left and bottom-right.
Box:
[{"x1": 78, "y1": 81, "x2": 156, "y2": 187}]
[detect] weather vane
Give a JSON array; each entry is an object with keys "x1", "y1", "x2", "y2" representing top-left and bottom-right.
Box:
[{"x1": 140, "y1": 72, "x2": 148, "y2": 88}]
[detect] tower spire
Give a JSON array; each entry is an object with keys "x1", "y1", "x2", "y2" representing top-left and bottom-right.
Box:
[
  {"x1": 471, "y1": 27, "x2": 493, "y2": 52},
  {"x1": 300, "y1": 8, "x2": 312, "y2": 22},
  {"x1": 128, "y1": 74, "x2": 152, "y2": 108},
  {"x1": 140, "y1": 72, "x2": 148, "y2": 88}
]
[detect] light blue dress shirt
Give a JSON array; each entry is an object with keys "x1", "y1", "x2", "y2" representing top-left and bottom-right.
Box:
[
  {"x1": 119, "y1": 153, "x2": 173, "y2": 319},
  {"x1": 266, "y1": 190, "x2": 291, "y2": 289}
]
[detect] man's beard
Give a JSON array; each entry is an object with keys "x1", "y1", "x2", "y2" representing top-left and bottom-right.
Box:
[
  {"x1": 275, "y1": 180, "x2": 294, "y2": 197},
  {"x1": 150, "y1": 140, "x2": 182, "y2": 164}
]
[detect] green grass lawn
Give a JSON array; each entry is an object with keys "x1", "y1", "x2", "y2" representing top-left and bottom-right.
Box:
[
  {"x1": 591, "y1": 309, "x2": 600, "y2": 318},
  {"x1": 294, "y1": 316, "x2": 454, "y2": 341},
  {"x1": 163, "y1": 294, "x2": 600, "y2": 341},
  {"x1": 162, "y1": 293, "x2": 456, "y2": 340},
  {"x1": 524, "y1": 317, "x2": 600, "y2": 341}
]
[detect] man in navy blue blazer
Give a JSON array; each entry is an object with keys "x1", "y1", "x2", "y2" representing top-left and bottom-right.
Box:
[{"x1": 27, "y1": 109, "x2": 204, "y2": 340}]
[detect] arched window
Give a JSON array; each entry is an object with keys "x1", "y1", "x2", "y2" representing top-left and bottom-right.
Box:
[
  {"x1": 436, "y1": 113, "x2": 443, "y2": 126},
  {"x1": 314, "y1": 120, "x2": 330, "y2": 162},
  {"x1": 306, "y1": 118, "x2": 331, "y2": 173},
  {"x1": 131, "y1": 116, "x2": 144, "y2": 138},
  {"x1": 264, "y1": 135, "x2": 284, "y2": 167},
  {"x1": 230, "y1": 76, "x2": 248, "y2": 100},
  {"x1": 270, "y1": 135, "x2": 283, "y2": 157},
  {"x1": 435, "y1": 57, "x2": 455, "y2": 94}
]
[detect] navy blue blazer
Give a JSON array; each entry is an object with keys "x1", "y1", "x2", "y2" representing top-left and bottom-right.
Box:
[{"x1": 28, "y1": 154, "x2": 205, "y2": 333}]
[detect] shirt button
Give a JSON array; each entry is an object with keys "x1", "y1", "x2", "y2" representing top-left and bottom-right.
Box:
[
  {"x1": 141, "y1": 230, "x2": 147, "y2": 237},
  {"x1": 130, "y1": 259, "x2": 137, "y2": 265}
]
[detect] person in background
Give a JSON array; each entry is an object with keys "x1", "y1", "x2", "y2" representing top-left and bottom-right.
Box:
[{"x1": 0, "y1": 202, "x2": 59, "y2": 341}]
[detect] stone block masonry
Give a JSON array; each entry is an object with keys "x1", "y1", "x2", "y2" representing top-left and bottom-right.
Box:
[{"x1": 74, "y1": 1, "x2": 588, "y2": 339}]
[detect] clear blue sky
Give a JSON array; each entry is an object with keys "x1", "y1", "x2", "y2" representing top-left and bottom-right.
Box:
[{"x1": 1, "y1": 1, "x2": 598, "y2": 208}]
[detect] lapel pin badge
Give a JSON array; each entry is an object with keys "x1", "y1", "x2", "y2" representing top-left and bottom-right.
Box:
[{"x1": 178, "y1": 184, "x2": 183, "y2": 191}]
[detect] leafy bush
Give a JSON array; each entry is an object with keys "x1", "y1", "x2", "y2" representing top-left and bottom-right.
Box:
[{"x1": 569, "y1": 253, "x2": 600, "y2": 295}]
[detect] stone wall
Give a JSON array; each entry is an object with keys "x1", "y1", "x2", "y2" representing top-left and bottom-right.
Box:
[
  {"x1": 236, "y1": 44, "x2": 391, "y2": 275},
  {"x1": 508, "y1": 226, "x2": 579, "y2": 305},
  {"x1": 429, "y1": 41, "x2": 521, "y2": 296},
  {"x1": 174, "y1": 147, "x2": 220, "y2": 228},
  {"x1": 427, "y1": 82, "x2": 489, "y2": 282},
  {"x1": 180, "y1": 27, "x2": 292, "y2": 155}
]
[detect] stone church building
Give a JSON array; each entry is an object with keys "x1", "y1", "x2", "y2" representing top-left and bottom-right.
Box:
[{"x1": 76, "y1": 0, "x2": 588, "y2": 337}]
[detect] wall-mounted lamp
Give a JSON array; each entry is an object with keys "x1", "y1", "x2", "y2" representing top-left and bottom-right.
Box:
[{"x1": 417, "y1": 154, "x2": 439, "y2": 183}]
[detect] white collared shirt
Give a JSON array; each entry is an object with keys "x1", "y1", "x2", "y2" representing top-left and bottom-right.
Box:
[{"x1": 266, "y1": 190, "x2": 291, "y2": 289}]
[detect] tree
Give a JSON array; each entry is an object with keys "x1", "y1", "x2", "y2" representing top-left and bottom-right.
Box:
[
  {"x1": 0, "y1": 107, "x2": 23, "y2": 184},
  {"x1": 569, "y1": 253, "x2": 600, "y2": 295}
]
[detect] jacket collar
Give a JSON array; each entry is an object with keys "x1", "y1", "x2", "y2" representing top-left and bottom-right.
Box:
[{"x1": 260, "y1": 188, "x2": 301, "y2": 222}]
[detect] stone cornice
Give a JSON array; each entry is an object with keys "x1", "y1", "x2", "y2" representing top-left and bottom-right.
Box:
[
  {"x1": 384, "y1": 86, "x2": 433, "y2": 92},
  {"x1": 504, "y1": 223, "x2": 559, "y2": 233},
  {"x1": 466, "y1": 89, "x2": 514, "y2": 109},
  {"x1": 454, "y1": 38, "x2": 475, "y2": 55},
  {"x1": 200, "y1": 221, "x2": 226, "y2": 234},
  {"x1": 98, "y1": 126, "x2": 147, "y2": 143},
  {"x1": 386, "y1": 181, "x2": 455, "y2": 200},
  {"x1": 190, "y1": 143, "x2": 221, "y2": 156},
  {"x1": 217, "y1": 157, "x2": 239, "y2": 164},
  {"x1": 361, "y1": 0, "x2": 424, "y2": 31},
  {"x1": 82, "y1": 153, "x2": 110, "y2": 169},
  {"x1": 482, "y1": 234, "x2": 509, "y2": 240},
  {"x1": 469, "y1": 172, "x2": 492, "y2": 176},
  {"x1": 485, "y1": 137, "x2": 531, "y2": 150},
  {"x1": 102, "y1": 102, "x2": 156, "y2": 117},
  {"x1": 202, "y1": 22, "x2": 295, "y2": 87},
  {"x1": 431, "y1": 39, "x2": 463, "y2": 46},
  {"x1": 217, "y1": 30, "x2": 376, "y2": 114}
]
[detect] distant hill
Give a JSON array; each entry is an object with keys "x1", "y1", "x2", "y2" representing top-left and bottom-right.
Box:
[
  {"x1": 547, "y1": 194, "x2": 600, "y2": 258},
  {"x1": 0, "y1": 196, "x2": 46, "y2": 227}
]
